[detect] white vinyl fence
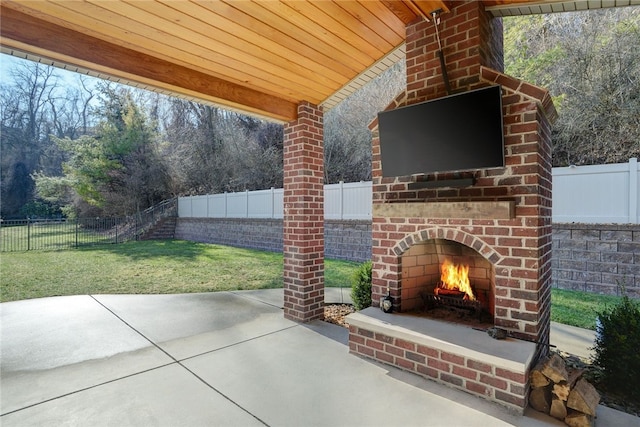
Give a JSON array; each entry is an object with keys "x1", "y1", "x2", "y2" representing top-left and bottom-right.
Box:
[
  {"x1": 178, "y1": 181, "x2": 372, "y2": 220},
  {"x1": 553, "y1": 158, "x2": 640, "y2": 224},
  {"x1": 179, "y1": 159, "x2": 640, "y2": 224}
]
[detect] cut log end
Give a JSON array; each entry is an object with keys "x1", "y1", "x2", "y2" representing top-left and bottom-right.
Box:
[
  {"x1": 567, "y1": 378, "x2": 600, "y2": 417},
  {"x1": 565, "y1": 411, "x2": 595, "y2": 427}
]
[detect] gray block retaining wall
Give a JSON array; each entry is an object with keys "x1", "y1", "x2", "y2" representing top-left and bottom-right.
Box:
[
  {"x1": 176, "y1": 218, "x2": 640, "y2": 296},
  {"x1": 175, "y1": 218, "x2": 372, "y2": 262},
  {"x1": 552, "y1": 223, "x2": 640, "y2": 297}
]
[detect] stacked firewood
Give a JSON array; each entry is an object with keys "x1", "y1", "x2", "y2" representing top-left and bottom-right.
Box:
[{"x1": 529, "y1": 353, "x2": 600, "y2": 427}]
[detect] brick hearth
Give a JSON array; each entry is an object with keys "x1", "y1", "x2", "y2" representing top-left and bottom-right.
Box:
[{"x1": 348, "y1": 308, "x2": 535, "y2": 411}]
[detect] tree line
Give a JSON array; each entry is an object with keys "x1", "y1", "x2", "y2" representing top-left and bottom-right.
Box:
[
  {"x1": 1, "y1": 7, "x2": 638, "y2": 219},
  {"x1": 0, "y1": 55, "x2": 402, "y2": 219}
]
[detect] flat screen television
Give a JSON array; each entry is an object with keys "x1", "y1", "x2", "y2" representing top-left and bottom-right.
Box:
[{"x1": 377, "y1": 85, "x2": 505, "y2": 178}]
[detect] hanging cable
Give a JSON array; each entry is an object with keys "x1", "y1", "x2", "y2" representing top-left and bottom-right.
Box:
[{"x1": 431, "y1": 9, "x2": 451, "y2": 95}]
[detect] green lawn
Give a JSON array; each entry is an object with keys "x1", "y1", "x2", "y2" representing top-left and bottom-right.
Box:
[
  {"x1": 551, "y1": 288, "x2": 623, "y2": 330},
  {"x1": 0, "y1": 240, "x2": 621, "y2": 331},
  {"x1": 0, "y1": 240, "x2": 361, "y2": 303}
]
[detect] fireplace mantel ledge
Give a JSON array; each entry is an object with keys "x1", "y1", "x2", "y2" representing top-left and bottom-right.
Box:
[
  {"x1": 347, "y1": 308, "x2": 535, "y2": 373},
  {"x1": 373, "y1": 201, "x2": 516, "y2": 220}
]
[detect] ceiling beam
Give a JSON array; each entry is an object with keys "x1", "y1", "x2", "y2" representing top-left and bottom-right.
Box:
[
  {"x1": 381, "y1": 0, "x2": 450, "y2": 24},
  {"x1": 0, "y1": 6, "x2": 298, "y2": 122}
]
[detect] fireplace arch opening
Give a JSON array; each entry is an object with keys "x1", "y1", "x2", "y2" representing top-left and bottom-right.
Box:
[{"x1": 400, "y1": 238, "x2": 495, "y2": 325}]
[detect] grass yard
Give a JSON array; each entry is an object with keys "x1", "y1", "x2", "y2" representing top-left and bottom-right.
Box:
[
  {"x1": 0, "y1": 240, "x2": 361, "y2": 303},
  {"x1": 551, "y1": 288, "x2": 623, "y2": 330},
  {"x1": 0, "y1": 239, "x2": 623, "y2": 331}
]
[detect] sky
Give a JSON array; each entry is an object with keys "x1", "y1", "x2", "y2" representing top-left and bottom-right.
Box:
[{"x1": 1, "y1": 53, "x2": 102, "y2": 90}]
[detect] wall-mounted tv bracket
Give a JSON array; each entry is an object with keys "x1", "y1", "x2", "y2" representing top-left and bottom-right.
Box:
[
  {"x1": 407, "y1": 177, "x2": 475, "y2": 190},
  {"x1": 431, "y1": 9, "x2": 451, "y2": 95}
]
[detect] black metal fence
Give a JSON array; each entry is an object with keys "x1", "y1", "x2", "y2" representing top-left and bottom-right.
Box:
[{"x1": 0, "y1": 198, "x2": 177, "y2": 252}]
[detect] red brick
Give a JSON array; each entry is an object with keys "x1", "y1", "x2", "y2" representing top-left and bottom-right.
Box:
[
  {"x1": 375, "y1": 351, "x2": 395, "y2": 364},
  {"x1": 440, "y1": 373, "x2": 464, "y2": 387},
  {"x1": 417, "y1": 345, "x2": 439, "y2": 357},
  {"x1": 397, "y1": 357, "x2": 416, "y2": 371},
  {"x1": 441, "y1": 352, "x2": 465, "y2": 366},
  {"x1": 374, "y1": 333, "x2": 394, "y2": 344},
  {"x1": 480, "y1": 374, "x2": 508, "y2": 391},
  {"x1": 467, "y1": 381, "x2": 491, "y2": 396},
  {"x1": 357, "y1": 345, "x2": 374, "y2": 357},
  {"x1": 405, "y1": 351, "x2": 426, "y2": 364},
  {"x1": 495, "y1": 390, "x2": 525, "y2": 407},
  {"x1": 395, "y1": 338, "x2": 417, "y2": 351},
  {"x1": 427, "y1": 358, "x2": 451, "y2": 373},
  {"x1": 366, "y1": 339, "x2": 384, "y2": 351},
  {"x1": 417, "y1": 364, "x2": 438, "y2": 379},
  {"x1": 453, "y1": 365, "x2": 478, "y2": 380},
  {"x1": 496, "y1": 368, "x2": 526, "y2": 384},
  {"x1": 385, "y1": 344, "x2": 404, "y2": 357}
]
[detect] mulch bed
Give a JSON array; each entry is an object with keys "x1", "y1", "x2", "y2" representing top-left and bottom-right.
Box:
[{"x1": 323, "y1": 304, "x2": 355, "y2": 328}]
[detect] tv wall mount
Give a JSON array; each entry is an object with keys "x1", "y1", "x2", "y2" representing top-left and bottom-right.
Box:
[{"x1": 430, "y1": 9, "x2": 452, "y2": 95}]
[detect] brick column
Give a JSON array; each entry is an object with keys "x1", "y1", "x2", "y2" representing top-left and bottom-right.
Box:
[{"x1": 283, "y1": 102, "x2": 325, "y2": 322}]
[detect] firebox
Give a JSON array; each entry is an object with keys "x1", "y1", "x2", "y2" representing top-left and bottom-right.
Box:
[{"x1": 401, "y1": 239, "x2": 494, "y2": 324}]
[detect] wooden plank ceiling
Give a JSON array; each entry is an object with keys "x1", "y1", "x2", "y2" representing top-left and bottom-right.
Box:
[{"x1": 1, "y1": 0, "x2": 636, "y2": 122}]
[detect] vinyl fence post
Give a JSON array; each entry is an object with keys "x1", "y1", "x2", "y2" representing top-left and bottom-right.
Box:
[
  {"x1": 629, "y1": 158, "x2": 638, "y2": 223},
  {"x1": 271, "y1": 187, "x2": 275, "y2": 219},
  {"x1": 339, "y1": 181, "x2": 344, "y2": 220}
]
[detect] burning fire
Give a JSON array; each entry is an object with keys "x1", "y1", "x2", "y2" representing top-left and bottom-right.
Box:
[{"x1": 438, "y1": 259, "x2": 475, "y2": 301}]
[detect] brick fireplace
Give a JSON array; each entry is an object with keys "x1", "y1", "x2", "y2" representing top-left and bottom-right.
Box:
[{"x1": 346, "y1": 1, "x2": 557, "y2": 412}]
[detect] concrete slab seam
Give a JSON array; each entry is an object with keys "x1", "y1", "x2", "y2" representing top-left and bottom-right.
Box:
[
  {"x1": 88, "y1": 294, "x2": 280, "y2": 426},
  {"x1": 178, "y1": 324, "x2": 299, "y2": 363},
  {"x1": 0, "y1": 362, "x2": 175, "y2": 418},
  {"x1": 227, "y1": 290, "x2": 284, "y2": 309}
]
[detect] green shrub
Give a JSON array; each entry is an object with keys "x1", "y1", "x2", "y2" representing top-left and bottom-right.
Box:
[
  {"x1": 592, "y1": 295, "x2": 640, "y2": 403},
  {"x1": 350, "y1": 260, "x2": 372, "y2": 310}
]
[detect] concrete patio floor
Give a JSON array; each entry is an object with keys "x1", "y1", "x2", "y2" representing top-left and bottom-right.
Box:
[{"x1": 1, "y1": 289, "x2": 637, "y2": 426}]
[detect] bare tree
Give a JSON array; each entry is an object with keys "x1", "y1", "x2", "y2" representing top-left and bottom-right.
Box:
[
  {"x1": 504, "y1": 7, "x2": 640, "y2": 166},
  {"x1": 324, "y1": 61, "x2": 405, "y2": 183}
]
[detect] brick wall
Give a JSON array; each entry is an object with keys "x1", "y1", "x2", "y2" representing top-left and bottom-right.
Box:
[
  {"x1": 348, "y1": 325, "x2": 528, "y2": 410},
  {"x1": 174, "y1": 217, "x2": 371, "y2": 262},
  {"x1": 282, "y1": 102, "x2": 325, "y2": 321},
  {"x1": 371, "y1": 69, "x2": 556, "y2": 343}
]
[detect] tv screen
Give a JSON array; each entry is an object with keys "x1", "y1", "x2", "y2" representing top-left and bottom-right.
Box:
[{"x1": 377, "y1": 85, "x2": 505, "y2": 178}]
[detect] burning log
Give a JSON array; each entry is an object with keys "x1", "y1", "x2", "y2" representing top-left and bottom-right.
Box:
[
  {"x1": 528, "y1": 354, "x2": 599, "y2": 427},
  {"x1": 434, "y1": 287, "x2": 466, "y2": 298}
]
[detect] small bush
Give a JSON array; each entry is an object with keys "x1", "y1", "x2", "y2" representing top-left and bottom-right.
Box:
[
  {"x1": 592, "y1": 295, "x2": 640, "y2": 403},
  {"x1": 350, "y1": 260, "x2": 372, "y2": 310}
]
